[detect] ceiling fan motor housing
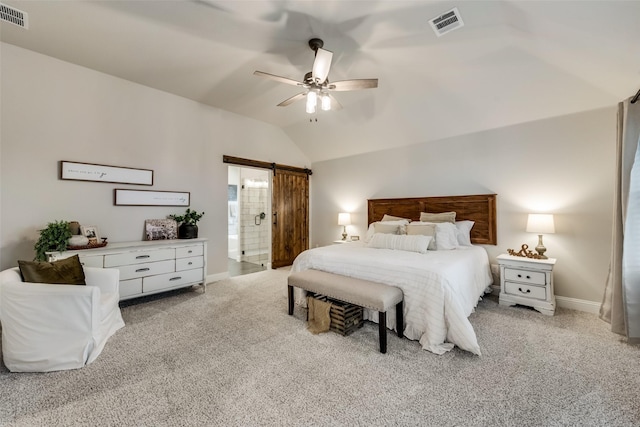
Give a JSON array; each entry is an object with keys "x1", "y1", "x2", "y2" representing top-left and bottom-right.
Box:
[{"x1": 308, "y1": 38, "x2": 324, "y2": 52}]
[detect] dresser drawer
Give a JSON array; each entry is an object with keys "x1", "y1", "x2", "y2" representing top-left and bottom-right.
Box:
[
  {"x1": 176, "y1": 245, "x2": 203, "y2": 259},
  {"x1": 503, "y1": 267, "x2": 546, "y2": 286},
  {"x1": 176, "y1": 256, "x2": 204, "y2": 272},
  {"x1": 79, "y1": 255, "x2": 104, "y2": 268},
  {"x1": 117, "y1": 259, "x2": 175, "y2": 281},
  {"x1": 119, "y1": 278, "x2": 143, "y2": 298},
  {"x1": 143, "y1": 268, "x2": 204, "y2": 293},
  {"x1": 104, "y1": 248, "x2": 175, "y2": 267},
  {"x1": 504, "y1": 281, "x2": 547, "y2": 300}
]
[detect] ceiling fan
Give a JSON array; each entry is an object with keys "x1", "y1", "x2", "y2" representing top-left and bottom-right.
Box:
[{"x1": 254, "y1": 38, "x2": 378, "y2": 114}]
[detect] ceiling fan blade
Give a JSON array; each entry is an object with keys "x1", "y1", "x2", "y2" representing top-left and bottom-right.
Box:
[
  {"x1": 277, "y1": 92, "x2": 306, "y2": 107},
  {"x1": 254, "y1": 71, "x2": 302, "y2": 86},
  {"x1": 329, "y1": 79, "x2": 378, "y2": 91},
  {"x1": 312, "y1": 48, "x2": 333, "y2": 84}
]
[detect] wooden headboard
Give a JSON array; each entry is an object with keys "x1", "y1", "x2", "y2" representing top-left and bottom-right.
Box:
[{"x1": 367, "y1": 194, "x2": 497, "y2": 245}]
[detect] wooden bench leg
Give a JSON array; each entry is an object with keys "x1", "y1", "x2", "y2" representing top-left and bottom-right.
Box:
[
  {"x1": 396, "y1": 300, "x2": 404, "y2": 338},
  {"x1": 379, "y1": 311, "x2": 387, "y2": 354},
  {"x1": 288, "y1": 285, "x2": 294, "y2": 315}
]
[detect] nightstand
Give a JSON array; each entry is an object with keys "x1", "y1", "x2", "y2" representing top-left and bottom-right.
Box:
[{"x1": 497, "y1": 254, "x2": 556, "y2": 316}]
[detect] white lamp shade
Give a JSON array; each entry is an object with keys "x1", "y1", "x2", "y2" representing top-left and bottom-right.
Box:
[
  {"x1": 526, "y1": 214, "x2": 555, "y2": 234},
  {"x1": 338, "y1": 212, "x2": 351, "y2": 226}
]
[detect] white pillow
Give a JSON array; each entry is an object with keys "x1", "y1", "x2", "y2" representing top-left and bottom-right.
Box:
[
  {"x1": 364, "y1": 220, "x2": 409, "y2": 242},
  {"x1": 455, "y1": 220, "x2": 475, "y2": 246},
  {"x1": 434, "y1": 222, "x2": 459, "y2": 250},
  {"x1": 366, "y1": 233, "x2": 431, "y2": 254}
]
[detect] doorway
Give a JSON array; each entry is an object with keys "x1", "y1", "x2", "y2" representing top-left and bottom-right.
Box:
[{"x1": 228, "y1": 166, "x2": 270, "y2": 277}]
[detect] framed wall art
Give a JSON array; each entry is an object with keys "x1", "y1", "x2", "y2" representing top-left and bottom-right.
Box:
[
  {"x1": 60, "y1": 161, "x2": 154, "y2": 185},
  {"x1": 114, "y1": 189, "x2": 190, "y2": 207},
  {"x1": 145, "y1": 219, "x2": 178, "y2": 241}
]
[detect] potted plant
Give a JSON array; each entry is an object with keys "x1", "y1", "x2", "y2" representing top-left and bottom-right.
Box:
[
  {"x1": 34, "y1": 220, "x2": 72, "y2": 261},
  {"x1": 168, "y1": 208, "x2": 205, "y2": 239}
]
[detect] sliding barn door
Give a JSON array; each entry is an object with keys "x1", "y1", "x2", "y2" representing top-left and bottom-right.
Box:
[{"x1": 271, "y1": 169, "x2": 309, "y2": 268}]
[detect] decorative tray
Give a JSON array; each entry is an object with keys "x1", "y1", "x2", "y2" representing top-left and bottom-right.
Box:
[{"x1": 68, "y1": 242, "x2": 108, "y2": 250}]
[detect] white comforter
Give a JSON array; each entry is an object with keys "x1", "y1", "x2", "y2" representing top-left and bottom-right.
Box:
[{"x1": 290, "y1": 243, "x2": 493, "y2": 355}]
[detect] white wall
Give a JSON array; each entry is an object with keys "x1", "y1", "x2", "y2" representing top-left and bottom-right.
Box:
[
  {"x1": 0, "y1": 43, "x2": 310, "y2": 277},
  {"x1": 309, "y1": 107, "x2": 616, "y2": 305}
]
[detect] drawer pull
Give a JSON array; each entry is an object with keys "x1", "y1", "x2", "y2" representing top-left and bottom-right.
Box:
[
  {"x1": 170, "y1": 276, "x2": 182, "y2": 281},
  {"x1": 136, "y1": 268, "x2": 150, "y2": 272},
  {"x1": 135, "y1": 255, "x2": 151, "y2": 259},
  {"x1": 518, "y1": 287, "x2": 531, "y2": 294},
  {"x1": 188, "y1": 250, "x2": 193, "y2": 254},
  {"x1": 517, "y1": 274, "x2": 532, "y2": 279},
  {"x1": 188, "y1": 262, "x2": 193, "y2": 265}
]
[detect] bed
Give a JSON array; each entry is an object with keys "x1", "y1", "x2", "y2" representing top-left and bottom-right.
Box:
[{"x1": 290, "y1": 194, "x2": 497, "y2": 356}]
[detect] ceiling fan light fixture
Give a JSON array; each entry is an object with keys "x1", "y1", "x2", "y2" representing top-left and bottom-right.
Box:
[
  {"x1": 312, "y1": 48, "x2": 333, "y2": 84},
  {"x1": 321, "y1": 93, "x2": 331, "y2": 111},
  {"x1": 306, "y1": 90, "x2": 317, "y2": 114}
]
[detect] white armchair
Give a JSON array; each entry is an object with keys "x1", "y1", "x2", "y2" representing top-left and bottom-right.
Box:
[{"x1": 0, "y1": 266, "x2": 125, "y2": 372}]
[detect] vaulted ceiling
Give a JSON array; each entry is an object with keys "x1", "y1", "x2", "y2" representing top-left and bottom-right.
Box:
[{"x1": 2, "y1": 1, "x2": 639, "y2": 162}]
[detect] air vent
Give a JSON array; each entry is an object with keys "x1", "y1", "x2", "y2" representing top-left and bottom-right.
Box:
[
  {"x1": 429, "y1": 7, "x2": 463, "y2": 37},
  {"x1": 0, "y1": 2, "x2": 28, "y2": 29}
]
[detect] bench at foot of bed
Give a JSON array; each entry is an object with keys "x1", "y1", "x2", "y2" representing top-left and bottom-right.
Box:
[{"x1": 287, "y1": 269, "x2": 404, "y2": 354}]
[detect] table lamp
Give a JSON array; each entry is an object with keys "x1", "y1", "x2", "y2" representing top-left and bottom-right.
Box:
[
  {"x1": 338, "y1": 212, "x2": 351, "y2": 241},
  {"x1": 526, "y1": 213, "x2": 555, "y2": 259}
]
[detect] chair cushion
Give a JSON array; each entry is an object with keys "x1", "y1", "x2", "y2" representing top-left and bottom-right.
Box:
[{"x1": 18, "y1": 255, "x2": 86, "y2": 285}]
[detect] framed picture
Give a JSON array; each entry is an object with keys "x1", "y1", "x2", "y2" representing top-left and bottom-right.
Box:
[
  {"x1": 145, "y1": 219, "x2": 178, "y2": 241},
  {"x1": 80, "y1": 225, "x2": 100, "y2": 244},
  {"x1": 60, "y1": 161, "x2": 153, "y2": 185},
  {"x1": 114, "y1": 189, "x2": 190, "y2": 207},
  {"x1": 350, "y1": 235, "x2": 360, "y2": 241}
]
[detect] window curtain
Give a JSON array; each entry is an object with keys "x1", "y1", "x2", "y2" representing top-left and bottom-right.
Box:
[{"x1": 600, "y1": 99, "x2": 640, "y2": 344}]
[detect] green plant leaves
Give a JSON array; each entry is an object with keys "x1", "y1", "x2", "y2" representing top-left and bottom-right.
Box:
[{"x1": 34, "y1": 220, "x2": 72, "y2": 261}]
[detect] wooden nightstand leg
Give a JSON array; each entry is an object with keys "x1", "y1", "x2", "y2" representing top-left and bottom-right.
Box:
[
  {"x1": 288, "y1": 285, "x2": 294, "y2": 315},
  {"x1": 379, "y1": 311, "x2": 387, "y2": 354}
]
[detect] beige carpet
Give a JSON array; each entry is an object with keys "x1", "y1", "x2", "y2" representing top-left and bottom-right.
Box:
[{"x1": 1, "y1": 269, "x2": 639, "y2": 426}]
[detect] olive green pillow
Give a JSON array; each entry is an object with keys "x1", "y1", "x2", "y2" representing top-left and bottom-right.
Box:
[{"x1": 18, "y1": 255, "x2": 86, "y2": 285}]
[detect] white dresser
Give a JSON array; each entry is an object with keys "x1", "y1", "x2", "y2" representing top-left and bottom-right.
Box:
[
  {"x1": 497, "y1": 254, "x2": 556, "y2": 315},
  {"x1": 48, "y1": 239, "x2": 207, "y2": 301}
]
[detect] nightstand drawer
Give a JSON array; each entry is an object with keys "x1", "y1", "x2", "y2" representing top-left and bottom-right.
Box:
[
  {"x1": 504, "y1": 281, "x2": 547, "y2": 300},
  {"x1": 504, "y1": 267, "x2": 546, "y2": 286},
  {"x1": 176, "y1": 256, "x2": 203, "y2": 271},
  {"x1": 104, "y1": 248, "x2": 175, "y2": 267},
  {"x1": 143, "y1": 268, "x2": 204, "y2": 293},
  {"x1": 176, "y1": 245, "x2": 203, "y2": 258},
  {"x1": 117, "y1": 259, "x2": 175, "y2": 281}
]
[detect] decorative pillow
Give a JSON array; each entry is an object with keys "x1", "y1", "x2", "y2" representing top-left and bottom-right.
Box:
[
  {"x1": 381, "y1": 214, "x2": 411, "y2": 222},
  {"x1": 374, "y1": 222, "x2": 402, "y2": 235},
  {"x1": 18, "y1": 255, "x2": 86, "y2": 285},
  {"x1": 406, "y1": 222, "x2": 437, "y2": 250},
  {"x1": 455, "y1": 220, "x2": 475, "y2": 246},
  {"x1": 419, "y1": 211, "x2": 456, "y2": 223},
  {"x1": 366, "y1": 233, "x2": 431, "y2": 254},
  {"x1": 364, "y1": 219, "x2": 410, "y2": 242},
  {"x1": 434, "y1": 222, "x2": 459, "y2": 250}
]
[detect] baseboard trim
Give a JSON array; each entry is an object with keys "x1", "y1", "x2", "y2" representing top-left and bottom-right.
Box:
[
  {"x1": 206, "y1": 272, "x2": 229, "y2": 284},
  {"x1": 555, "y1": 296, "x2": 601, "y2": 314}
]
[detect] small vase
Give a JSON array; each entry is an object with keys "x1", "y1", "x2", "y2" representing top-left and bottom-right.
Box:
[
  {"x1": 69, "y1": 221, "x2": 81, "y2": 235},
  {"x1": 178, "y1": 224, "x2": 198, "y2": 239}
]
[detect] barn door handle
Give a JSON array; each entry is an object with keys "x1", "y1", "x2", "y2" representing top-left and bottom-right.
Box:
[{"x1": 273, "y1": 212, "x2": 278, "y2": 225}]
